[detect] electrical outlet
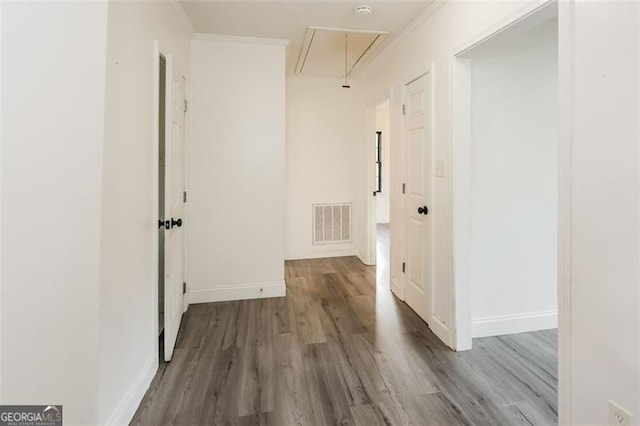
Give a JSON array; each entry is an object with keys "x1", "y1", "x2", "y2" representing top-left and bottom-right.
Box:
[
  {"x1": 435, "y1": 160, "x2": 446, "y2": 177},
  {"x1": 609, "y1": 400, "x2": 634, "y2": 426}
]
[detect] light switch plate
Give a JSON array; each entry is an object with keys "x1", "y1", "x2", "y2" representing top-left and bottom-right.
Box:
[{"x1": 435, "y1": 160, "x2": 446, "y2": 178}]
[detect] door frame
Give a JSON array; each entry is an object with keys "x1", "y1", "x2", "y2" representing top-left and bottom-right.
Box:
[
  {"x1": 450, "y1": 0, "x2": 558, "y2": 349},
  {"x1": 151, "y1": 41, "x2": 164, "y2": 361},
  {"x1": 364, "y1": 93, "x2": 392, "y2": 270},
  {"x1": 450, "y1": 0, "x2": 571, "y2": 422},
  {"x1": 151, "y1": 41, "x2": 188, "y2": 361}
]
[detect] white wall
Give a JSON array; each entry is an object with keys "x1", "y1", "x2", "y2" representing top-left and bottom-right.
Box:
[
  {"x1": 98, "y1": 2, "x2": 192, "y2": 424},
  {"x1": 188, "y1": 36, "x2": 287, "y2": 302},
  {"x1": 1, "y1": 2, "x2": 108, "y2": 423},
  {"x1": 354, "y1": 1, "x2": 551, "y2": 346},
  {"x1": 560, "y1": 2, "x2": 640, "y2": 423},
  {"x1": 375, "y1": 100, "x2": 391, "y2": 224},
  {"x1": 468, "y1": 19, "x2": 558, "y2": 337},
  {"x1": 286, "y1": 76, "x2": 363, "y2": 260}
]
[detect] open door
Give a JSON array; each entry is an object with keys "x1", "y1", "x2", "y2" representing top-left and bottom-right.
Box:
[
  {"x1": 163, "y1": 58, "x2": 186, "y2": 361},
  {"x1": 402, "y1": 73, "x2": 433, "y2": 324}
]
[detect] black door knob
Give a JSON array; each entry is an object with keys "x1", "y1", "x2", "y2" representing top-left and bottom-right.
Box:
[
  {"x1": 171, "y1": 218, "x2": 183, "y2": 228},
  {"x1": 417, "y1": 206, "x2": 429, "y2": 215}
]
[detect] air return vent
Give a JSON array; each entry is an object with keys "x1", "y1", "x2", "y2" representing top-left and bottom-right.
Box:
[{"x1": 313, "y1": 203, "x2": 351, "y2": 245}]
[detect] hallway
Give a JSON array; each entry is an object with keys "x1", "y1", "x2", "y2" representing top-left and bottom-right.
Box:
[{"x1": 132, "y1": 257, "x2": 557, "y2": 425}]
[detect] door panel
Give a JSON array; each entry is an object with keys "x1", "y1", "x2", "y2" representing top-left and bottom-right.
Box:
[
  {"x1": 164, "y1": 65, "x2": 186, "y2": 361},
  {"x1": 408, "y1": 128, "x2": 425, "y2": 196},
  {"x1": 403, "y1": 74, "x2": 432, "y2": 323},
  {"x1": 408, "y1": 218, "x2": 424, "y2": 291}
]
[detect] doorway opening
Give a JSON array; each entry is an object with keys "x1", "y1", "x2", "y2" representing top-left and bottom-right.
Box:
[
  {"x1": 452, "y1": 2, "x2": 559, "y2": 353},
  {"x1": 158, "y1": 54, "x2": 167, "y2": 359},
  {"x1": 374, "y1": 99, "x2": 391, "y2": 289}
]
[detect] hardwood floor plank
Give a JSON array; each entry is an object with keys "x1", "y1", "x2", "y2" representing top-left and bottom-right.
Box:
[
  {"x1": 302, "y1": 342, "x2": 355, "y2": 425},
  {"x1": 132, "y1": 256, "x2": 557, "y2": 425}
]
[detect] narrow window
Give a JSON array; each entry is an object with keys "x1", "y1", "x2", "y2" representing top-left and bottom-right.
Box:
[{"x1": 375, "y1": 131, "x2": 382, "y2": 193}]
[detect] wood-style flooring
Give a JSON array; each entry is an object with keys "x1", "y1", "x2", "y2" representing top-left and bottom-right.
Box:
[{"x1": 132, "y1": 256, "x2": 557, "y2": 425}]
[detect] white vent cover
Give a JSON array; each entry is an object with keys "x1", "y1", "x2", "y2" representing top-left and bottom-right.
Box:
[{"x1": 313, "y1": 203, "x2": 351, "y2": 245}]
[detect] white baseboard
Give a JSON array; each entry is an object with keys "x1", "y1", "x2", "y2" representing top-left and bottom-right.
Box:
[
  {"x1": 472, "y1": 310, "x2": 558, "y2": 338},
  {"x1": 390, "y1": 277, "x2": 403, "y2": 300},
  {"x1": 429, "y1": 313, "x2": 453, "y2": 349},
  {"x1": 105, "y1": 354, "x2": 157, "y2": 426},
  {"x1": 285, "y1": 245, "x2": 357, "y2": 261},
  {"x1": 189, "y1": 281, "x2": 286, "y2": 304},
  {"x1": 357, "y1": 250, "x2": 375, "y2": 266}
]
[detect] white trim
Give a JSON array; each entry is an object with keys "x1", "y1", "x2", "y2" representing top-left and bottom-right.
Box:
[
  {"x1": 189, "y1": 281, "x2": 286, "y2": 304},
  {"x1": 397, "y1": 0, "x2": 445, "y2": 41},
  {"x1": 452, "y1": 0, "x2": 555, "y2": 57},
  {"x1": 169, "y1": 0, "x2": 195, "y2": 35},
  {"x1": 472, "y1": 311, "x2": 558, "y2": 339},
  {"x1": 286, "y1": 245, "x2": 358, "y2": 261},
  {"x1": 104, "y1": 354, "x2": 157, "y2": 426},
  {"x1": 450, "y1": 55, "x2": 473, "y2": 351},
  {"x1": 150, "y1": 39, "x2": 161, "y2": 369},
  {"x1": 390, "y1": 277, "x2": 403, "y2": 300},
  {"x1": 364, "y1": 94, "x2": 393, "y2": 268},
  {"x1": 193, "y1": 33, "x2": 290, "y2": 47},
  {"x1": 358, "y1": 0, "x2": 445, "y2": 81},
  {"x1": 365, "y1": 100, "x2": 377, "y2": 267},
  {"x1": 450, "y1": 0, "x2": 559, "y2": 352},
  {"x1": 357, "y1": 250, "x2": 375, "y2": 266},
  {"x1": 429, "y1": 314, "x2": 451, "y2": 346},
  {"x1": 557, "y1": 1, "x2": 574, "y2": 424}
]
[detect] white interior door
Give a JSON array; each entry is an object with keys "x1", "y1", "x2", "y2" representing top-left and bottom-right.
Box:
[
  {"x1": 403, "y1": 73, "x2": 432, "y2": 323},
  {"x1": 164, "y1": 66, "x2": 186, "y2": 361}
]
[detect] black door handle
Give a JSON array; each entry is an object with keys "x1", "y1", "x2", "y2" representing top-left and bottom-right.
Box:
[
  {"x1": 159, "y1": 220, "x2": 170, "y2": 230},
  {"x1": 171, "y1": 218, "x2": 183, "y2": 228},
  {"x1": 417, "y1": 206, "x2": 429, "y2": 215}
]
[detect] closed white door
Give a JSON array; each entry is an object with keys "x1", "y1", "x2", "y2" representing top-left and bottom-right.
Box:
[
  {"x1": 164, "y1": 70, "x2": 186, "y2": 361},
  {"x1": 403, "y1": 74, "x2": 432, "y2": 323}
]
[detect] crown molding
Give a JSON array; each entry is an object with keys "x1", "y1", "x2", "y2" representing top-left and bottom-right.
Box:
[
  {"x1": 169, "y1": 0, "x2": 195, "y2": 35},
  {"x1": 353, "y1": 0, "x2": 446, "y2": 80}
]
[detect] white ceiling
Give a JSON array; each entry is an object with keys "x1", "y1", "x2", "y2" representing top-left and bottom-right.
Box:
[{"x1": 179, "y1": 1, "x2": 434, "y2": 76}]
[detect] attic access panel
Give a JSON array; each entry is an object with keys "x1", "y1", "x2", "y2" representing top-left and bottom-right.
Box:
[{"x1": 296, "y1": 26, "x2": 388, "y2": 78}]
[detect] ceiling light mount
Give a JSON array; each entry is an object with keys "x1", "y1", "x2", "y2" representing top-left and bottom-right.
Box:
[{"x1": 354, "y1": 5, "x2": 373, "y2": 18}]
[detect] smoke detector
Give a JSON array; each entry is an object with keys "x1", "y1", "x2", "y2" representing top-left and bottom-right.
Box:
[{"x1": 354, "y1": 5, "x2": 373, "y2": 18}]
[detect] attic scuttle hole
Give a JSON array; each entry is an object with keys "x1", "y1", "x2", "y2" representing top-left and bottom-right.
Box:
[{"x1": 295, "y1": 26, "x2": 388, "y2": 80}]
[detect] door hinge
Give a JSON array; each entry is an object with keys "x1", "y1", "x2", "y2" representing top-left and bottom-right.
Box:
[
  {"x1": 402, "y1": 262, "x2": 406, "y2": 273},
  {"x1": 184, "y1": 99, "x2": 188, "y2": 113},
  {"x1": 183, "y1": 282, "x2": 187, "y2": 294},
  {"x1": 402, "y1": 104, "x2": 406, "y2": 115},
  {"x1": 183, "y1": 190, "x2": 187, "y2": 203},
  {"x1": 402, "y1": 183, "x2": 406, "y2": 194}
]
